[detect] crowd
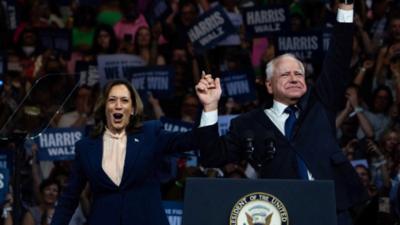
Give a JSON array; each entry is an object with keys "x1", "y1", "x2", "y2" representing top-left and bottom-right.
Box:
[{"x1": 0, "y1": 0, "x2": 399, "y2": 224}]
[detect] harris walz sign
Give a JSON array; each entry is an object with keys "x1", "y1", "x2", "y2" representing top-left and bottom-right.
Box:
[
  {"x1": 187, "y1": 6, "x2": 236, "y2": 53},
  {"x1": 242, "y1": 5, "x2": 289, "y2": 38}
]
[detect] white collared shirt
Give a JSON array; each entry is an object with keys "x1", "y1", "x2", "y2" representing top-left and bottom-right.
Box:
[
  {"x1": 102, "y1": 128, "x2": 127, "y2": 186},
  {"x1": 265, "y1": 100, "x2": 297, "y2": 136}
]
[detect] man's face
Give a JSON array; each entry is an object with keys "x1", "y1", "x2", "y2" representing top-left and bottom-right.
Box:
[
  {"x1": 105, "y1": 84, "x2": 133, "y2": 133},
  {"x1": 265, "y1": 57, "x2": 307, "y2": 105}
]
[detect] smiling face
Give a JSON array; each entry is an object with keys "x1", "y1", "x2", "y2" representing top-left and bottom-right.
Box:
[
  {"x1": 265, "y1": 55, "x2": 307, "y2": 105},
  {"x1": 105, "y1": 84, "x2": 134, "y2": 134},
  {"x1": 41, "y1": 184, "x2": 59, "y2": 205}
]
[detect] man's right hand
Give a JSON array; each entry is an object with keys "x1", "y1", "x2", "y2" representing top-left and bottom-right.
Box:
[{"x1": 195, "y1": 73, "x2": 222, "y2": 112}]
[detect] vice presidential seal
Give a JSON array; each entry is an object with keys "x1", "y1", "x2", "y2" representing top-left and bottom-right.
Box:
[{"x1": 230, "y1": 192, "x2": 289, "y2": 225}]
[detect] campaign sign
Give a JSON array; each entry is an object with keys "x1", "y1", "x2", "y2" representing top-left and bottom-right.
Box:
[
  {"x1": 243, "y1": 5, "x2": 289, "y2": 38},
  {"x1": 163, "y1": 201, "x2": 183, "y2": 225},
  {"x1": 220, "y1": 70, "x2": 256, "y2": 102},
  {"x1": 160, "y1": 117, "x2": 194, "y2": 132},
  {"x1": 75, "y1": 60, "x2": 99, "y2": 87},
  {"x1": 37, "y1": 29, "x2": 72, "y2": 59},
  {"x1": 35, "y1": 128, "x2": 83, "y2": 161},
  {"x1": 97, "y1": 54, "x2": 145, "y2": 82},
  {"x1": 0, "y1": 168, "x2": 9, "y2": 204},
  {"x1": 159, "y1": 117, "x2": 198, "y2": 167},
  {"x1": 3, "y1": 0, "x2": 17, "y2": 30},
  {"x1": 275, "y1": 31, "x2": 323, "y2": 62},
  {"x1": 123, "y1": 66, "x2": 175, "y2": 98},
  {"x1": 218, "y1": 115, "x2": 238, "y2": 135},
  {"x1": 321, "y1": 28, "x2": 333, "y2": 53},
  {"x1": 351, "y1": 159, "x2": 369, "y2": 168},
  {"x1": 0, "y1": 149, "x2": 13, "y2": 173},
  {"x1": 98, "y1": 54, "x2": 174, "y2": 98},
  {"x1": 187, "y1": 6, "x2": 236, "y2": 53}
]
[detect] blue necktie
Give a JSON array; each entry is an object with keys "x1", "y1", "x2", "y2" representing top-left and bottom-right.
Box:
[{"x1": 284, "y1": 106, "x2": 309, "y2": 180}]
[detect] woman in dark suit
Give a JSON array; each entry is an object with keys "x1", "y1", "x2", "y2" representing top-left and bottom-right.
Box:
[{"x1": 51, "y1": 80, "x2": 196, "y2": 225}]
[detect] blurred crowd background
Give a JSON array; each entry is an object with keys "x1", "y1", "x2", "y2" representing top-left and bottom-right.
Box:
[{"x1": 0, "y1": 0, "x2": 400, "y2": 224}]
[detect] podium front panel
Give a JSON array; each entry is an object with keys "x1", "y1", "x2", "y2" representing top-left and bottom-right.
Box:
[{"x1": 183, "y1": 178, "x2": 337, "y2": 225}]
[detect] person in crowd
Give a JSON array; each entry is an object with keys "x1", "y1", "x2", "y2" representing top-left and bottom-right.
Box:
[
  {"x1": 113, "y1": 0, "x2": 148, "y2": 45},
  {"x1": 336, "y1": 84, "x2": 374, "y2": 148},
  {"x1": 51, "y1": 79, "x2": 197, "y2": 225},
  {"x1": 194, "y1": 3, "x2": 368, "y2": 225},
  {"x1": 57, "y1": 85, "x2": 95, "y2": 128},
  {"x1": 356, "y1": 85, "x2": 393, "y2": 140},
  {"x1": 91, "y1": 24, "x2": 118, "y2": 55},
  {"x1": 71, "y1": 5, "x2": 97, "y2": 52},
  {"x1": 22, "y1": 179, "x2": 60, "y2": 225},
  {"x1": 133, "y1": 26, "x2": 165, "y2": 66},
  {"x1": 374, "y1": 16, "x2": 400, "y2": 90}
]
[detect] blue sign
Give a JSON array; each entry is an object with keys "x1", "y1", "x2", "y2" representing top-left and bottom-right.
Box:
[
  {"x1": 163, "y1": 201, "x2": 183, "y2": 225},
  {"x1": 75, "y1": 60, "x2": 99, "y2": 87},
  {"x1": 275, "y1": 31, "x2": 323, "y2": 62},
  {"x1": 243, "y1": 5, "x2": 289, "y2": 38},
  {"x1": 187, "y1": 6, "x2": 236, "y2": 53},
  {"x1": 123, "y1": 66, "x2": 175, "y2": 98},
  {"x1": 218, "y1": 115, "x2": 238, "y2": 135},
  {"x1": 35, "y1": 128, "x2": 84, "y2": 161},
  {"x1": 0, "y1": 149, "x2": 13, "y2": 173},
  {"x1": 0, "y1": 168, "x2": 9, "y2": 204},
  {"x1": 37, "y1": 29, "x2": 72, "y2": 59},
  {"x1": 321, "y1": 28, "x2": 333, "y2": 52},
  {"x1": 160, "y1": 117, "x2": 194, "y2": 132},
  {"x1": 220, "y1": 70, "x2": 257, "y2": 102},
  {"x1": 4, "y1": 0, "x2": 17, "y2": 30},
  {"x1": 159, "y1": 117, "x2": 198, "y2": 169},
  {"x1": 97, "y1": 54, "x2": 174, "y2": 98}
]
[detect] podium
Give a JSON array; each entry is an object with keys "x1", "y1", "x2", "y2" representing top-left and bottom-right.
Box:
[{"x1": 183, "y1": 178, "x2": 337, "y2": 225}]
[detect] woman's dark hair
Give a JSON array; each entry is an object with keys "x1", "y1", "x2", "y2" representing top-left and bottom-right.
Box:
[
  {"x1": 90, "y1": 79, "x2": 144, "y2": 137},
  {"x1": 92, "y1": 24, "x2": 118, "y2": 54},
  {"x1": 39, "y1": 178, "x2": 61, "y2": 194}
]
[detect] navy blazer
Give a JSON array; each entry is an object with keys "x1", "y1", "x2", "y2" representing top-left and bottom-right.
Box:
[
  {"x1": 51, "y1": 120, "x2": 195, "y2": 225},
  {"x1": 195, "y1": 22, "x2": 368, "y2": 211}
]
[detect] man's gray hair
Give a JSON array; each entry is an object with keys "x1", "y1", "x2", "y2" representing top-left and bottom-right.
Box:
[{"x1": 265, "y1": 53, "x2": 305, "y2": 81}]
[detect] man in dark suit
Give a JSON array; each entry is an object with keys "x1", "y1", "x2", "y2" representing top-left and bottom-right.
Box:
[{"x1": 195, "y1": 2, "x2": 368, "y2": 225}]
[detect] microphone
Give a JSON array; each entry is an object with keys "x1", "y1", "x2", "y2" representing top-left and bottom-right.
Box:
[
  {"x1": 243, "y1": 130, "x2": 277, "y2": 170},
  {"x1": 263, "y1": 131, "x2": 276, "y2": 161},
  {"x1": 243, "y1": 130, "x2": 263, "y2": 169},
  {"x1": 243, "y1": 130, "x2": 255, "y2": 157}
]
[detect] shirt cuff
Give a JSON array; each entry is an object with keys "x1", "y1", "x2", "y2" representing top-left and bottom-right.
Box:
[
  {"x1": 337, "y1": 8, "x2": 353, "y2": 23},
  {"x1": 199, "y1": 110, "x2": 218, "y2": 127}
]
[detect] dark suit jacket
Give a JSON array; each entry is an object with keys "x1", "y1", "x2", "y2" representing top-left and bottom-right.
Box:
[
  {"x1": 195, "y1": 23, "x2": 368, "y2": 211},
  {"x1": 51, "y1": 120, "x2": 195, "y2": 225}
]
